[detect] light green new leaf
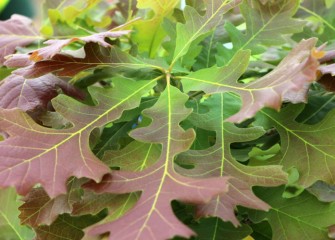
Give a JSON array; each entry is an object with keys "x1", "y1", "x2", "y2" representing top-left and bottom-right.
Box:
[
  {"x1": 0, "y1": 188, "x2": 35, "y2": 240},
  {"x1": 171, "y1": 0, "x2": 242, "y2": 66},
  {"x1": 133, "y1": 0, "x2": 180, "y2": 57},
  {"x1": 41, "y1": 0, "x2": 111, "y2": 36},
  {"x1": 246, "y1": 186, "x2": 335, "y2": 240}
]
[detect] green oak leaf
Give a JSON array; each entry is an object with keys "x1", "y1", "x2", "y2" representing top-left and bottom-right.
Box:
[
  {"x1": 245, "y1": 186, "x2": 335, "y2": 240},
  {"x1": 254, "y1": 104, "x2": 335, "y2": 187}
]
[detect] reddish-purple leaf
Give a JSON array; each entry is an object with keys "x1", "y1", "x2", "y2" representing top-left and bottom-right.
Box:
[
  {"x1": 84, "y1": 85, "x2": 230, "y2": 240},
  {"x1": 12, "y1": 43, "x2": 158, "y2": 78},
  {"x1": 0, "y1": 74, "x2": 84, "y2": 112},
  {"x1": 0, "y1": 14, "x2": 42, "y2": 65},
  {"x1": 0, "y1": 78, "x2": 156, "y2": 197}
]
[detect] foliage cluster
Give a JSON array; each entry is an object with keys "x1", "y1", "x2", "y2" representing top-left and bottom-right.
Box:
[{"x1": 1, "y1": 0, "x2": 335, "y2": 239}]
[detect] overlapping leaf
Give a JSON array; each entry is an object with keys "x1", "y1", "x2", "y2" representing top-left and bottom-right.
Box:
[
  {"x1": 182, "y1": 38, "x2": 319, "y2": 123},
  {"x1": 41, "y1": 0, "x2": 111, "y2": 36},
  {"x1": 245, "y1": 186, "x2": 335, "y2": 240},
  {"x1": 19, "y1": 178, "x2": 84, "y2": 227},
  {"x1": 0, "y1": 74, "x2": 83, "y2": 112},
  {"x1": 12, "y1": 43, "x2": 161, "y2": 78},
  {"x1": 254, "y1": 104, "x2": 335, "y2": 187},
  {"x1": 29, "y1": 30, "x2": 130, "y2": 62},
  {"x1": 176, "y1": 93, "x2": 287, "y2": 226},
  {"x1": 0, "y1": 77, "x2": 156, "y2": 197},
  {"x1": 0, "y1": 14, "x2": 42, "y2": 64},
  {"x1": 171, "y1": 0, "x2": 242, "y2": 65},
  {"x1": 218, "y1": 0, "x2": 303, "y2": 64},
  {"x1": 84, "y1": 85, "x2": 230, "y2": 240}
]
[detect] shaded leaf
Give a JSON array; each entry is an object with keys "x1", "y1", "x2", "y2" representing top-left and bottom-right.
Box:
[
  {"x1": 246, "y1": 186, "x2": 335, "y2": 240},
  {"x1": 0, "y1": 14, "x2": 42, "y2": 64},
  {"x1": 307, "y1": 181, "x2": 335, "y2": 202},
  {"x1": 84, "y1": 85, "x2": 230, "y2": 240},
  {"x1": 73, "y1": 191, "x2": 139, "y2": 220},
  {"x1": 0, "y1": 77, "x2": 156, "y2": 197},
  {"x1": 19, "y1": 178, "x2": 83, "y2": 227},
  {"x1": 103, "y1": 141, "x2": 161, "y2": 171},
  {"x1": 174, "y1": 217, "x2": 252, "y2": 240},
  {"x1": 34, "y1": 213, "x2": 105, "y2": 240},
  {"x1": 182, "y1": 38, "x2": 319, "y2": 123}
]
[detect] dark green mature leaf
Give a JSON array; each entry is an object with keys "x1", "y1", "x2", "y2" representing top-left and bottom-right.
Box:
[
  {"x1": 84, "y1": 85, "x2": 230, "y2": 240},
  {"x1": 0, "y1": 188, "x2": 35, "y2": 240},
  {"x1": 182, "y1": 38, "x2": 319, "y2": 122},
  {"x1": 0, "y1": 77, "x2": 156, "y2": 197},
  {"x1": 246, "y1": 186, "x2": 335, "y2": 240},
  {"x1": 174, "y1": 217, "x2": 252, "y2": 240},
  {"x1": 176, "y1": 93, "x2": 287, "y2": 226},
  {"x1": 255, "y1": 104, "x2": 335, "y2": 187},
  {"x1": 0, "y1": 15, "x2": 42, "y2": 65}
]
